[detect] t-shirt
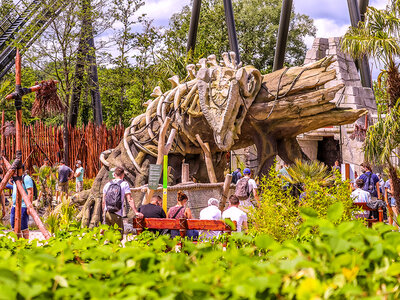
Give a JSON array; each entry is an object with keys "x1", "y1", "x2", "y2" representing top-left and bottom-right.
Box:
[
  {"x1": 351, "y1": 188, "x2": 371, "y2": 203},
  {"x1": 139, "y1": 203, "x2": 166, "y2": 219},
  {"x1": 199, "y1": 205, "x2": 222, "y2": 239},
  {"x1": 222, "y1": 206, "x2": 247, "y2": 232},
  {"x1": 75, "y1": 167, "x2": 84, "y2": 182},
  {"x1": 102, "y1": 179, "x2": 131, "y2": 217},
  {"x1": 359, "y1": 171, "x2": 379, "y2": 197},
  {"x1": 12, "y1": 175, "x2": 34, "y2": 208},
  {"x1": 58, "y1": 165, "x2": 73, "y2": 183}
]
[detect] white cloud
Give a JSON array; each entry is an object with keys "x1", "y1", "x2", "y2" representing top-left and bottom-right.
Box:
[{"x1": 137, "y1": 0, "x2": 190, "y2": 25}]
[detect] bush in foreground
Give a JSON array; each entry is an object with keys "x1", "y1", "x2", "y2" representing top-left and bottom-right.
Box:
[{"x1": 0, "y1": 205, "x2": 399, "y2": 299}]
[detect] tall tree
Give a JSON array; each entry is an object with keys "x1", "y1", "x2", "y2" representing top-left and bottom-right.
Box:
[{"x1": 342, "y1": 0, "x2": 400, "y2": 211}]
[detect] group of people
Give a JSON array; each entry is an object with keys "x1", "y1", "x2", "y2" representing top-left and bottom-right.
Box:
[
  {"x1": 102, "y1": 166, "x2": 252, "y2": 239},
  {"x1": 5, "y1": 158, "x2": 85, "y2": 239},
  {"x1": 351, "y1": 162, "x2": 397, "y2": 222}
]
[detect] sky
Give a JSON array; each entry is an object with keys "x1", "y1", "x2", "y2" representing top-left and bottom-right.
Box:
[{"x1": 134, "y1": 0, "x2": 389, "y2": 78}]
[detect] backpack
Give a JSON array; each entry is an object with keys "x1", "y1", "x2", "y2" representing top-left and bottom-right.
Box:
[
  {"x1": 232, "y1": 171, "x2": 240, "y2": 184},
  {"x1": 23, "y1": 175, "x2": 38, "y2": 200},
  {"x1": 363, "y1": 172, "x2": 377, "y2": 196},
  {"x1": 235, "y1": 177, "x2": 250, "y2": 200},
  {"x1": 105, "y1": 180, "x2": 124, "y2": 213}
]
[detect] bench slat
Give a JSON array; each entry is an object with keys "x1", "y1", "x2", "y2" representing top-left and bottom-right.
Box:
[
  {"x1": 186, "y1": 219, "x2": 236, "y2": 231},
  {"x1": 132, "y1": 218, "x2": 236, "y2": 231}
]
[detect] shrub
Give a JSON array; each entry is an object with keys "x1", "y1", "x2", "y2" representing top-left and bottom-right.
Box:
[{"x1": 248, "y1": 164, "x2": 357, "y2": 241}]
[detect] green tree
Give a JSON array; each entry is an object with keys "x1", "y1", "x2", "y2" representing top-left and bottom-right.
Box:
[
  {"x1": 341, "y1": 0, "x2": 400, "y2": 209},
  {"x1": 163, "y1": 0, "x2": 316, "y2": 72}
]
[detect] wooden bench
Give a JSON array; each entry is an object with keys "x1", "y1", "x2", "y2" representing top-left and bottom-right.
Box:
[
  {"x1": 132, "y1": 217, "x2": 237, "y2": 239},
  {"x1": 353, "y1": 202, "x2": 383, "y2": 227}
]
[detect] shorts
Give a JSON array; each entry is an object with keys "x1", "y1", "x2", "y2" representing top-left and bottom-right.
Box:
[
  {"x1": 390, "y1": 197, "x2": 397, "y2": 207},
  {"x1": 105, "y1": 211, "x2": 124, "y2": 235},
  {"x1": 10, "y1": 206, "x2": 29, "y2": 231},
  {"x1": 58, "y1": 181, "x2": 69, "y2": 193},
  {"x1": 76, "y1": 181, "x2": 83, "y2": 192}
]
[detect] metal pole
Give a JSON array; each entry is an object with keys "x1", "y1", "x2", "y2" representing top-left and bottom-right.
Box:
[
  {"x1": 223, "y1": 0, "x2": 240, "y2": 63},
  {"x1": 272, "y1": 0, "x2": 293, "y2": 71},
  {"x1": 186, "y1": 0, "x2": 202, "y2": 55},
  {"x1": 347, "y1": 0, "x2": 372, "y2": 88},
  {"x1": 358, "y1": 0, "x2": 369, "y2": 21}
]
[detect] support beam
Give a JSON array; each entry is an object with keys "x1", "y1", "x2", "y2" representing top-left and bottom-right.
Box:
[
  {"x1": 272, "y1": 0, "x2": 293, "y2": 71},
  {"x1": 182, "y1": 163, "x2": 190, "y2": 183},
  {"x1": 219, "y1": 174, "x2": 232, "y2": 211},
  {"x1": 223, "y1": 0, "x2": 240, "y2": 64},
  {"x1": 186, "y1": 0, "x2": 202, "y2": 55},
  {"x1": 347, "y1": 0, "x2": 372, "y2": 88},
  {"x1": 195, "y1": 134, "x2": 217, "y2": 183},
  {"x1": 359, "y1": 0, "x2": 369, "y2": 21}
]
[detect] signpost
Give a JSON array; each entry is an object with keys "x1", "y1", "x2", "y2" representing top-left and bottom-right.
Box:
[
  {"x1": 148, "y1": 164, "x2": 162, "y2": 190},
  {"x1": 163, "y1": 155, "x2": 168, "y2": 213}
]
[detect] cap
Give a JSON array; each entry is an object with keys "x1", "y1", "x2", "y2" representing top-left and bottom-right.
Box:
[
  {"x1": 208, "y1": 198, "x2": 219, "y2": 206},
  {"x1": 76, "y1": 160, "x2": 82, "y2": 165},
  {"x1": 243, "y1": 168, "x2": 251, "y2": 175}
]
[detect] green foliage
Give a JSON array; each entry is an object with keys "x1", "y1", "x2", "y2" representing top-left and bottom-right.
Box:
[
  {"x1": 283, "y1": 159, "x2": 333, "y2": 186},
  {"x1": 0, "y1": 213, "x2": 400, "y2": 298},
  {"x1": 44, "y1": 197, "x2": 79, "y2": 235},
  {"x1": 248, "y1": 164, "x2": 356, "y2": 242}
]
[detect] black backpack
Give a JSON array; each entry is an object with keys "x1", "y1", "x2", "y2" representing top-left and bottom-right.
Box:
[
  {"x1": 23, "y1": 175, "x2": 38, "y2": 200},
  {"x1": 232, "y1": 171, "x2": 240, "y2": 184},
  {"x1": 105, "y1": 180, "x2": 123, "y2": 213},
  {"x1": 363, "y1": 172, "x2": 377, "y2": 196}
]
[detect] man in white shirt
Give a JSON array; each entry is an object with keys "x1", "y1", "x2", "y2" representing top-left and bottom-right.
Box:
[
  {"x1": 199, "y1": 198, "x2": 222, "y2": 239},
  {"x1": 102, "y1": 167, "x2": 143, "y2": 236},
  {"x1": 351, "y1": 179, "x2": 371, "y2": 203},
  {"x1": 222, "y1": 195, "x2": 248, "y2": 232}
]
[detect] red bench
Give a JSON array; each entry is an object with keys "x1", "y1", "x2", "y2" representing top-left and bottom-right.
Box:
[
  {"x1": 132, "y1": 217, "x2": 237, "y2": 238},
  {"x1": 353, "y1": 202, "x2": 383, "y2": 227}
]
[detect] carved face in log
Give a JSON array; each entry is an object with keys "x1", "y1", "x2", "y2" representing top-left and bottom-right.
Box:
[{"x1": 197, "y1": 52, "x2": 262, "y2": 151}]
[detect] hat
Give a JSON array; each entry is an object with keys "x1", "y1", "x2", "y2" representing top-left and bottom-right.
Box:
[
  {"x1": 243, "y1": 168, "x2": 251, "y2": 175},
  {"x1": 208, "y1": 198, "x2": 219, "y2": 206},
  {"x1": 76, "y1": 160, "x2": 82, "y2": 165}
]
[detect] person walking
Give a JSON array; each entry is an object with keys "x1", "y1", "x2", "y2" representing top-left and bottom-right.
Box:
[
  {"x1": 359, "y1": 162, "x2": 380, "y2": 200},
  {"x1": 231, "y1": 168, "x2": 242, "y2": 184},
  {"x1": 167, "y1": 191, "x2": 198, "y2": 239},
  {"x1": 199, "y1": 198, "x2": 222, "y2": 239},
  {"x1": 74, "y1": 160, "x2": 84, "y2": 193},
  {"x1": 235, "y1": 168, "x2": 259, "y2": 209},
  {"x1": 102, "y1": 167, "x2": 143, "y2": 237},
  {"x1": 222, "y1": 195, "x2": 248, "y2": 233},
  {"x1": 57, "y1": 159, "x2": 73, "y2": 202},
  {"x1": 10, "y1": 165, "x2": 34, "y2": 239}
]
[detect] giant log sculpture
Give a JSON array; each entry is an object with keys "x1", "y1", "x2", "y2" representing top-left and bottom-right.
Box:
[{"x1": 76, "y1": 53, "x2": 366, "y2": 227}]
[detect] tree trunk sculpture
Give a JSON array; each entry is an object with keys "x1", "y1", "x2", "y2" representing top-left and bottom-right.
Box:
[{"x1": 74, "y1": 53, "x2": 366, "y2": 227}]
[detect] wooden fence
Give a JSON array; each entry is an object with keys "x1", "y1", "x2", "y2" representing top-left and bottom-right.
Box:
[{"x1": 2, "y1": 122, "x2": 124, "y2": 178}]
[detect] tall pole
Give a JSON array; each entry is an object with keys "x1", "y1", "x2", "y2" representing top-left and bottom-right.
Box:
[
  {"x1": 14, "y1": 49, "x2": 23, "y2": 238},
  {"x1": 272, "y1": 0, "x2": 293, "y2": 71},
  {"x1": 359, "y1": 0, "x2": 369, "y2": 21},
  {"x1": 347, "y1": 0, "x2": 372, "y2": 88},
  {"x1": 223, "y1": 0, "x2": 240, "y2": 64},
  {"x1": 186, "y1": 0, "x2": 202, "y2": 56}
]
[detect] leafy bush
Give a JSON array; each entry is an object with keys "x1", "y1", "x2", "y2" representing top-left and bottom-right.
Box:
[
  {"x1": 0, "y1": 207, "x2": 399, "y2": 299},
  {"x1": 248, "y1": 165, "x2": 357, "y2": 241}
]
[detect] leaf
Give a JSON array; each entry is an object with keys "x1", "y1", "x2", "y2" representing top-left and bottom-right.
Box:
[
  {"x1": 54, "y1": 275, "x2": 69, "y2": 288},
  {"x1": 300, "y1": 207, "x2": 318, "y2": 219},
  {"x1": 255, "y1": 235, "x2": 278, "y2": 250},
  {"x1": 327, "y1": 202, "x2": 344, "y2": 222}
]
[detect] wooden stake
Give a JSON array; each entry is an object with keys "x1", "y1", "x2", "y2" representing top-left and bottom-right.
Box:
[
  {"x1": 195, "y1": 134, "x2": 217, "y2": 183},
  {"x1": 182, "y1": 163, "x2": 190, "y2": 183},
  {"x1": 219, "y1": 174, "x2": 232, "y2": 211},
  {"x1": 143, "y1": 117, "x2": 176, "y2": 204}
]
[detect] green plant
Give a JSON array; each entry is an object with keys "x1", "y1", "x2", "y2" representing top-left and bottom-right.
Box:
[
  {"x1": 249, "y1": 164, "x2": 356, "y2": 241},
  {"x1": 283, "y1": 159, "x2": 333, "y2": 186},
  {"x1": 0, "y1": 207, "x2": 400, "y2": 299},
  {"x1": 44, "y1": 196, "x2": 79, "y2": 235}
]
